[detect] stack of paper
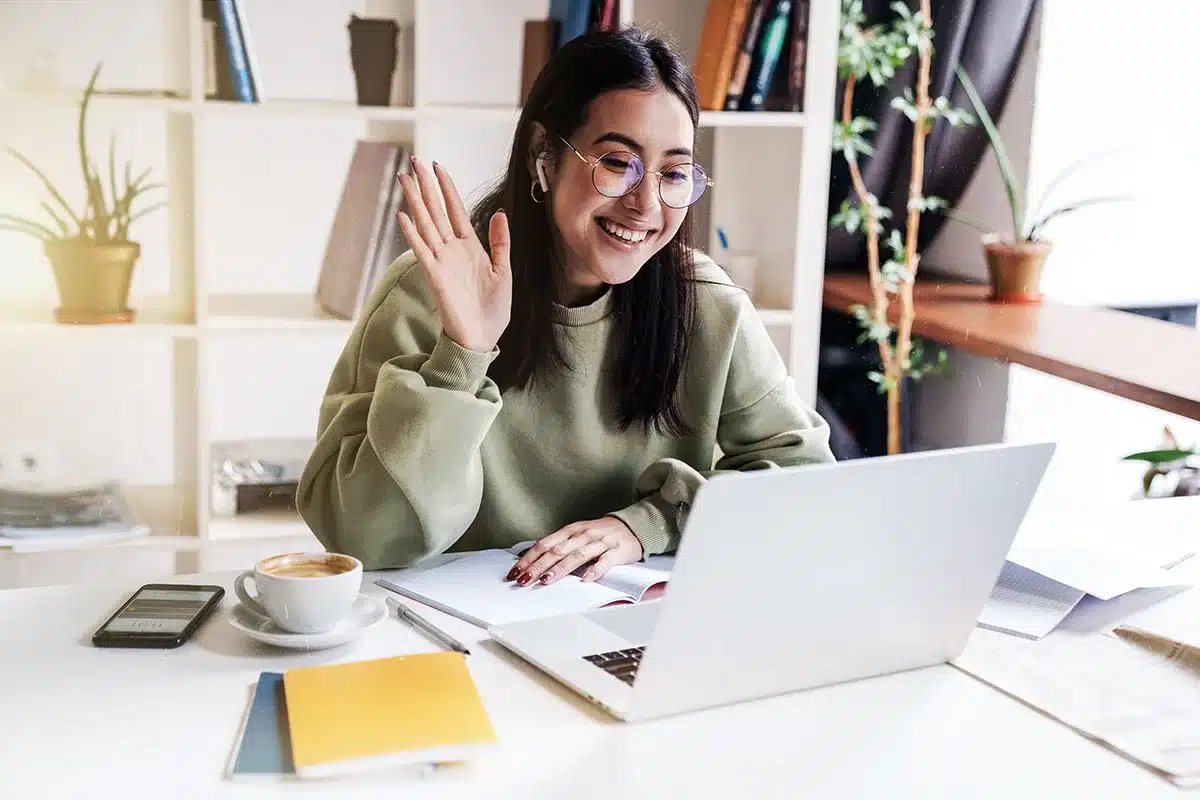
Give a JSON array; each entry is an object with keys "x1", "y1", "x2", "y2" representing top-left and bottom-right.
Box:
[
  {"x1": 226, "y1": 653, "x2": 497, "y2": 781},
  {"x1": 976, "y1": 544, "x2": 1193, "y2": 640}
]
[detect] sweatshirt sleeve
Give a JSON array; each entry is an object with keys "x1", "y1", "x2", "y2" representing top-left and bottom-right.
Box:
[
  {"x1": 295, "y1": 253, "x2": 503, "y2": 570},
  {"x1": 608, "y1": 286, "x2": 836, "y2": 557}
]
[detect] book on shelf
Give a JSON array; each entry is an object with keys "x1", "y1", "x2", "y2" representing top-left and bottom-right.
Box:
[
  {"x1": 314, "y1": 139, "x2": 413, "y2": 321},
  {"x1": 524, "y1": 0, "x2": 620, "y2": 100},
  {"x1": 203, "y1": 0, "x2": 259, "y2": 103},
  {"x1": 375, "y1": 543, "x2": 674, "y2": 629},
  {"x1": 695, "y1": 0, "x2": 808, "y2": 113}
]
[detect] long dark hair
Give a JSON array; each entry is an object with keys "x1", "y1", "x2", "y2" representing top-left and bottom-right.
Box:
[{"x1": 469, "y1": 26, "x2": 700, "y2": 438}]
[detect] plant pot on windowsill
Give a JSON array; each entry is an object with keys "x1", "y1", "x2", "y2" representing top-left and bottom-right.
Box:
[
  {"x1": 45, "y1": 238, "x2": 141, "y2": 324},
  {"x1": 981, "y1": 233, "x2": 1051, "y2": 305}
]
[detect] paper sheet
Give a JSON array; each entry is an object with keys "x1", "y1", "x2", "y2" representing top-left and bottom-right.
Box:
[
  {"x1": 1007, "y1": 544, "x2": 1193, "y2": 601},
  {"x1": 976, "y1": 561, "x2": 1086, "y2": 640},
  {"x1": 954, "y1": 626, "x2": 1200, "y2": 787}
]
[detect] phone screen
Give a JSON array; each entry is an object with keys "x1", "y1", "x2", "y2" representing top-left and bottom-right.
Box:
[{"x1": 105, "y1": 587, "x2": 222, "y2": 635}]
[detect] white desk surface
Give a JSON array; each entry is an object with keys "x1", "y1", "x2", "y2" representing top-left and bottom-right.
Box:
[{"x1": 3, "y1": 495, "x2": 1198, "y2": 799}]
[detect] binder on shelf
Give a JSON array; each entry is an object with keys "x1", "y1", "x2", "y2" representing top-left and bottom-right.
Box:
[{"x1": 314, "y1": 140, "x2": 412, "y2": 320}]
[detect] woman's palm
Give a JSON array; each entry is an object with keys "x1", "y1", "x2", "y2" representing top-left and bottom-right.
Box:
[{"x1": 395, "y1": 157, "x2": 511, "y2": 353}]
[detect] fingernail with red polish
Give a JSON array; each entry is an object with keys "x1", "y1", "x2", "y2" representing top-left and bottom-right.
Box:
[
  {"x1": 539, "y1": 573, "x2": 551, "y2": 584},
  {"x1": 517, "y1": 573, "x2": 531, "y2": 586},
  {"x1": 505, "y1": 567, "x2": 518, "y2": 581}
]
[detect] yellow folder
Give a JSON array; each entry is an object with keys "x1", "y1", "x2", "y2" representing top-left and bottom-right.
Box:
[{"x1": 281, "y1": 652, "x2": 497, "y2": 778}]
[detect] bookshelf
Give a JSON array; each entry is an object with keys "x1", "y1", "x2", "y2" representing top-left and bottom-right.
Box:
[{"x1": 0, "y1": 0, "x2": 838, "y2": 583}]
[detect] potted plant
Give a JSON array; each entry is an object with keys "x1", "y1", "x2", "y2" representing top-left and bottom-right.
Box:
[
  {"x1": 0, "y1": 63, "x2": 165, "y2": 323},
  {"x1": 1122, "y1": 426, "x2": 1200, "y2": 499},
  {"x1": 951, "y1": 65, "x2": 1132, "y2": 304}
]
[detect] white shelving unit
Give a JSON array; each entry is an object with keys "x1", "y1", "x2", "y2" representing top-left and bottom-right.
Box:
[{"x1": 0, "y1": 0, "x2": 838, "y2": 586}]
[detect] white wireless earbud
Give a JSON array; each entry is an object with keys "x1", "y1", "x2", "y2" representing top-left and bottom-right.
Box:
[{"x1": 535, "y1": 154, "x2": 550, "y2": 193}]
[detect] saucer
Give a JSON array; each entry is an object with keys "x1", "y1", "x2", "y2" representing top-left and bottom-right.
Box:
[{"x1": 227, "y1": 593, "x2": 388, "y2": 651}]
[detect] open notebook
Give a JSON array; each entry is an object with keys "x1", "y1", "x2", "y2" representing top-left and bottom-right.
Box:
[{"x1": 375, "y1": 542, "x2": 674, "y2": 629}]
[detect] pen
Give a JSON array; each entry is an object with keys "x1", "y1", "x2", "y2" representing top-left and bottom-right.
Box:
[{"x1": 385, "y1": 596, "x2": 471, "y2": 656}]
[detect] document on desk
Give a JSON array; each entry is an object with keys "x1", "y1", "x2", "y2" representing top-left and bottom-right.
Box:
[
  {"x1": 976, "y1": 544, "x2": 1193, "y2": 640},
  {"x1": 954, "y1": 626, "x2": 1200, "y2": 787}
]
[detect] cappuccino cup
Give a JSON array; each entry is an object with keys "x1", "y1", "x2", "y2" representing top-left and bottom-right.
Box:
[{"x1": 234, "y1": 552, "x2": 363, "y2": 634}]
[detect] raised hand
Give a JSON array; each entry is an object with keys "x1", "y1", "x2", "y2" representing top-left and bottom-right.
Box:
[{"x1": 395, "y1": 156, "x2": 512, "y2": 353}]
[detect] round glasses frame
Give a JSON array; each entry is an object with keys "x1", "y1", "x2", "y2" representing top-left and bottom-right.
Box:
[{"x1": 557, "y1": 134, "x2": 713, "y2": 209}]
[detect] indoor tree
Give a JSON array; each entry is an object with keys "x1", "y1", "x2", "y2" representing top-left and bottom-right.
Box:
[{"x1": 830, "y1": 0, "x2": 973, "y2": 454}]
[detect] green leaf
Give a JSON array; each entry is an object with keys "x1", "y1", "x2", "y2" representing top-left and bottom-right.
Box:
[
  {"x1": 39, "y1": 201, "x2": 72, "y2": 237},
  {"x1": 1025, "y1": 195, "x2": 1135, "y2": 241},
  {"x1": 1029, "y1": 145, "x2": 1130, "y2": 224},
  {"x1": 78, "y1": 63, "x2": 102, "y2": 220},
  {"x1": 937, "y1": 207, "x2": 994, "y2": 234},
  {"x1": 955, "y1": 64, "x2": 1024, "y2": 241},
  {"x1": 0, "y1": 212, "x2": 57, "y2": 239},
  {"x1": 1121, "y1": 448, "x2": 1197, "y2": 464},
  {"x1": 4, "y1": 146, "x2": 83, "y2": 227},
  {"x1": 120, "y1": 199, "x2": 167, "y2": 239},
  {"x1": 107, "y1": 133, "x2": 120, "y2": 227}
]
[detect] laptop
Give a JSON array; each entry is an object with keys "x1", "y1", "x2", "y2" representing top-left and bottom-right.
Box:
[{"x1": 488, "y1": 441, "x2": 1056, "y2": 722}]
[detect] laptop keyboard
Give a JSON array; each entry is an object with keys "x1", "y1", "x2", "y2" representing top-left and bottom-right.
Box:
[{"x1": 583, "y1": 646, "x2": 644, "y2": 685}]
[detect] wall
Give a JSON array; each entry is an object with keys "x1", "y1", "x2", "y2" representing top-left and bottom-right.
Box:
[
  {"x1": 1001, "y1": 0, "x2": 1200, "y2": 504},
  {"x1": 914, "y1": 0, "x2": 1200, "y2": 506}
]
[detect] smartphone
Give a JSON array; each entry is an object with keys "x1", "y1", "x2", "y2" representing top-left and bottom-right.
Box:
[{"x1": 92, "y1": 583, "x2": 225, "y2": 649}]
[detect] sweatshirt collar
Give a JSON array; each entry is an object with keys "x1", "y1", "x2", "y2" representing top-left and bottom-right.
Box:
[{"x1": 552, "y1": 287, "x2": 614, "y2": 326}]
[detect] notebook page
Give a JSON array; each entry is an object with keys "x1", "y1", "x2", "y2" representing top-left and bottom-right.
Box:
[
  {"x1": 376, "y1": 550, "x2": 633, "y2": 628},
  {"x1": 976, "y1": 561, "x2": 1085, "y2": 640},
  {"x1": 594, "y1": 556, "x2": 675, "y2": 601},
  {"x1": 505, "y1": 540, "x2": 674, "y2": 599}
]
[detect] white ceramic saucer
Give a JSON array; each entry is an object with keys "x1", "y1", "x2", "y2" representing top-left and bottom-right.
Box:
[{"x1": 227, "y1": 593, "x2": 388, "y2": 651}]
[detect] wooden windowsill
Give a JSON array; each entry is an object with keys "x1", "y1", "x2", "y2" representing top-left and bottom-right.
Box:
[{"x1": 822, "y1": 274, "x2": 1200, "y2": 421}]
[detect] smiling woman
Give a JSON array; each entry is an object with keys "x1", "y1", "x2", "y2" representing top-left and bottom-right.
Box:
[{"x1": 295, "y1": 26, "x2": 836, "y2": 584}]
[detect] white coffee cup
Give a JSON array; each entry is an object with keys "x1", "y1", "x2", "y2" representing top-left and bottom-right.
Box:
[{"x1": 234, "y1": 552, "x2": 363, "y2": 634}]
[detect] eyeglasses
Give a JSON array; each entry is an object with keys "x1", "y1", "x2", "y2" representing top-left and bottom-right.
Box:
[{"x1": 557, "y1": 135, "x2": 712, "y2": 209}]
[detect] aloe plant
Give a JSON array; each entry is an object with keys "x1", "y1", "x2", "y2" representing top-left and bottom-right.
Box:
[
  {"x1": 0, "y1": 63, "x2": 166, "y2": 246},
  {"x1": 952, "y1": 64, "x2": 1132, "y2": 243}
]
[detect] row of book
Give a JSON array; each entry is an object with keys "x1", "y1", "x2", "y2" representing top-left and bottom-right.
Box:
[
  {"x1": 520, "y1": 0, "x2": 623, "y2": 103},
  {"x1": 694, "y1": 0, "x2": 809, "y2": 112}
]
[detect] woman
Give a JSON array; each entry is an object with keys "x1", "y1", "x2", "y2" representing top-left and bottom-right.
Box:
[{"x1": 295, "y1": 26, "x2": 835, "y2": 586}]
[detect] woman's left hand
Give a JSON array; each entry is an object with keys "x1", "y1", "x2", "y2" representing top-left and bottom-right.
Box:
[{"x1": 506, "y1": 517, "x2": 644, "y2": 585}]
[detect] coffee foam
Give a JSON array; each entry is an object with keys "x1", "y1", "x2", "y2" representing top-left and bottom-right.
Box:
[{"x1": 259, "y1": 552, "x2": 358, "y2": 578}]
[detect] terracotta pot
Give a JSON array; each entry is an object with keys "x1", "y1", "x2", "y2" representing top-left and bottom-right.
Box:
[
  {"x1": 981, "y1": 233, "x2": 1051, "y2": 304},
  {"x1": 44, "y1": 238, "x2": 140, "y2": 323}
]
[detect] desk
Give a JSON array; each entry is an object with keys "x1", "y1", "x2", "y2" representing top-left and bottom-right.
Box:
[
  {"x1": 4, "y1": 496, "x2": 1198, "y2": 799},
  {"x1": 822, "y1": 274, "x2": 1200, "y2": 420}
]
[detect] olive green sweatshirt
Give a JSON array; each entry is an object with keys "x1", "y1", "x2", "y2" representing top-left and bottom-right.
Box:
[{"x1": 295, "y1": 249, "x2": 835, "y2": 570}]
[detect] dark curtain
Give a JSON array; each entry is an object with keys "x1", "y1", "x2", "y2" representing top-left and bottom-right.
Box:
[{"x1": 824, "y1": 0, "x2": 1042, "y2": 271}]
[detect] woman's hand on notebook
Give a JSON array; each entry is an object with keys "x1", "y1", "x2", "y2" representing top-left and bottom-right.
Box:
[{"x1": 506, "y1": 517, "x2": 643, "y2": 586}]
